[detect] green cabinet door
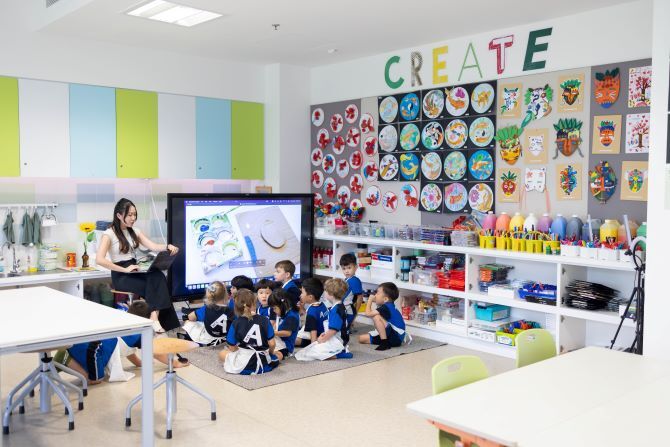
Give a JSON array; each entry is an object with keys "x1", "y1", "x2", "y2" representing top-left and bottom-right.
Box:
[
  {"x1": 231, "y1": 101, "x2": 264, "y2": 179},
  {"x1": 116, "y1": 89, "x2": 158, "y2": 178},
  {"x1": 0, "y1": 76, "x2": 20, "y2": 177}
]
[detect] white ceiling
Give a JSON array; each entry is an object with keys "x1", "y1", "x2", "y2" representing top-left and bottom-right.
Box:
[{"x1": 23, "y1": 0, "x2": 635, "y2": 67}]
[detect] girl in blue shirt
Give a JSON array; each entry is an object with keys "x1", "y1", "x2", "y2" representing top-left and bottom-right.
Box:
[{"x1": 268, "y1": 289, "x2": 300, "y2": 361}]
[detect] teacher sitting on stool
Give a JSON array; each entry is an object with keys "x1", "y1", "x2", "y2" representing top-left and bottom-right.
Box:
[{"x1": 96, "y1": 198, "x2": 180, "y2": 331}]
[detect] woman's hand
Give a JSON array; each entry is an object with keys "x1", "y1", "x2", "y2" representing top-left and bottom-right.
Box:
[
  {"x1": 166, "y1": 244, "x2": 179, "y2": 255},
  {"x1": 124, "y1": 264, "x2": 139, "y2": 273}
]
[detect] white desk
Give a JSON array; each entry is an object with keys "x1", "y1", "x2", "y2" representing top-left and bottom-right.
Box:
[
  {"x1": 0, "y1": 287, "x2": 155, "y2": 446},
  {"x1": 407, "y1": 347, "x2": 670, "y2": 447}
]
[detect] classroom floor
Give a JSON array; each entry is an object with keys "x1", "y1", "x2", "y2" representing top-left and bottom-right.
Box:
[{"x1": 1, "y1": 344, "x2": 513, "y2": 447}]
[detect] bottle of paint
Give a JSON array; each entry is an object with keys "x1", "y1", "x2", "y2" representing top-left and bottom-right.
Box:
[
  {"x1": 566, "y1": 215, "x2": 583, "y2": 240},
  {"x1": 550, "y1": 214, "x2": 567, "y2": 240},
  {"x1": 523, "y1": 213, "x2": 539, "y2": 232},
  {"x1": 618, "y1": 220, "x2": 638, "y2": 244},
  {"x1": 509, "y1": 213, "x2": 525, "y2": 233},
  {"x1": 483, "y1": 211, "x2": 497, "y2": 232},
  {"x1": 495, "y1": 212, "x2": 511, "y2": 232},
  {"x1": 600, "y1": 219, "x2": 620, "y2": 244},
  {"x1": 581, "y1": 218, "x2": 602, "y2": 242},
  {"x1": 537, "y1": 213, "x2": 553, "y2": 233},
  {"x1": 637, "y1": 222, "x2": 647, "y2": 250}
]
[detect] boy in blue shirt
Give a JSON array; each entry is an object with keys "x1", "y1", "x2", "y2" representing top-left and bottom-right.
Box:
[
  {"x1": 274, "y1": 260, "x2": 301, "y2": 308},
  {"x1": 295, "y1": 277, "x2": 328, "y2": 347},
  {"x1": 340, "y1": 253, "x2": 363, "y2": 330},
  {"x1": 255, "y1": 278, "x2": 277, "y2": 321},
  {"x1": 359, "y1": 282, "x2": 406, "y2": 351}
]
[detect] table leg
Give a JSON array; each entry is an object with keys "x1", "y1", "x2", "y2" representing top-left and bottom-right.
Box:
[
  {"x1": 429, "y1": 420, "x2": 509, "y2": 447},
  {"x1": 140, "y1": 328, "x2": 154, "y2": 447}
]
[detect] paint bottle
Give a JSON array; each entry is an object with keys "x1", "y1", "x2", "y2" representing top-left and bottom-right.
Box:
[
  {"x1": 495, "y1": 212, "x2": 511, "y2": 232},
  {"x1": 637, "y1": 222, "x2": 647, "y2": 250},
  {"x1": 509, "y1": 212, "x2": 525, "y2": 233},
  {"x1": 566, "y1": 215, "x2": 583, "y2": 240},
  {"x1": 600, "y1": 219, "x2": 620, "y2": 244},
  {"x1": 537, "y1": 213, "x2": 553, "y2": 233},
  {"x1": 483, "y1": 211, "x2": 497, "y2": 232},
  {"x1": 618, "y1": 220, "x2": 638, "y2": 244},
  {"x1": 523, "y1": 213, "x2": 538, "y2": 232},
  {"x1": 581, "y1": 218, "x2": 602, "y2": 242},
  {"x1": 550, "y1": 214, "x2": 567, "y2": 240}
]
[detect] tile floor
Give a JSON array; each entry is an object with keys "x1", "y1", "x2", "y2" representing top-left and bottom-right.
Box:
[{"x1": 1, "y1": 344, "x2": 513, "y2": 447}]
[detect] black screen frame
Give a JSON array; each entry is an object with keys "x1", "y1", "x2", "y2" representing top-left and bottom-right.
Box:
[{"x1": 167, "y1": 192, "x2": 314, "y2": 301}]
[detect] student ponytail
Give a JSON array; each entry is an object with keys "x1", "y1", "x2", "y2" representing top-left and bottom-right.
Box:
[
  {"x1": 205, "y1": 281, "x2": 228, "y2": 308},
  {"x1": 268, "y1": 289, "x2": 297, "y2": 317}
]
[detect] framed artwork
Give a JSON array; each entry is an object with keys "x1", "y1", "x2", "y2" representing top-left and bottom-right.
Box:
[
  {"x1": 625, "y1": 113, "x2": 650, "y2": 153},
  {"x1": 524, "y1": 128, "x2": 549, "y2": 164},
  {"x1": 620, "y1": 161, "x2": 649, "y2": 201},
  {"x1": 497, "y1": 168, "x2": 521, "y2": 203},
  {"x1": 558, "y1": 73, "x2": 585, "y2": 113},
  {"x1": 498, "y1": 82, "x2": 523, "y2": 118},
  {"x1": 592, "y1": 115, "x2": 622, "y2": 154},
  {"x1": 556, "y1": 163, "x2": 583, "y2": 201},
  {"x1": 628, "y1": 66, "x2": 652, "y2": 108}
]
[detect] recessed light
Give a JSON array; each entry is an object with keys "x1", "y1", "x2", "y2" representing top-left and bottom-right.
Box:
[
  {"x1": 328, "y1": 48, "x2": 338, "y2": 54},
  {"x1": 125, "y1": 0, "x2": 222, "y2": 27}
]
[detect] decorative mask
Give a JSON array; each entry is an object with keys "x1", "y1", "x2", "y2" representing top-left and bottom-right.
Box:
[
  {"x1": 524, "y1": 168, "x2": 546, "y2": 193},
  {"x1": 494, "y1": 125, "x2": 522, "y2": 165},
  {"x1": 559, "y1": 79, "x2": 582, "y2": 106},
  {"x1": 501, "y1": 87, "x2": 519, "y2": 114},
  {"x1": 594, "y1": 68, "x2": 620, "y2": 109},
  {"x1": 528, "y1": 135, "x2": 544, "y2": 157},
  {"x1": 598, "y1": 120, "x2": 616, "y2": 147},
  {"x1": 589, "y1": 161, "x2": 617, "y2": 203},
  {"x1": 500, "y1": 170, "x2": 518, "y2": 197},
  {"x1": 553, "y1": 118, "x2": 584, "y2": 158},
  {"x1": 627, "y1": 168, "x2": 646, "y2": 193},
  {"x1": 524, "y1": 84, "x2": 553, "y2": 121},
  {"x1": 559, "y1": 165, "x2": 579, "y2": 196}
]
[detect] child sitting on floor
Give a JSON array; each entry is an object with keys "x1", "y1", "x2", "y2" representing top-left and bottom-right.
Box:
[
  {"x1": 358, "y1": 282, "x2": 406, "y2": 351},
  {"x1": 57, "y1": 301, "x2": 188, "y2": 385},
  {"x1": 295, "y1": 278, "x2": 351, "y2": 361},
  {"x1": 255, "y1": 278, "x2": 277, "y2": 321},
  {"x1": 340, "y1": 253, "x2": 363, "y2": 331},
  {"x1": 268, "y1": 289, "x2": 300, "y2": 361},
  {"x1": 182, "y1": 281, "x2": 233, "y2": 346},
  {"x1": 219, "y1": 289, "x2": 276, "y2": 375},
  {"x1": 274, "y1": 259, "x2": 301, "y2": 308},
  {"x1": 227, "y1": 275, "x2": 255, "y2": 310},
  {"x1": 295, "y1": 277, "x2": 328, "y2": 348}
]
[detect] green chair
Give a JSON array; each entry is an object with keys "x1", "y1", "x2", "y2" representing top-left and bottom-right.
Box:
[
  {"x1": 515, "y1": 328, "x2": 557, "y2": 368},
  {"x1": 431, "y1": 356, "x2": 490, "y2": 447}
]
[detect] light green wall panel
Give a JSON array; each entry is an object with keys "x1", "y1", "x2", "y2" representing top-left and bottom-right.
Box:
[
  {"x1": 231, "y1": 101, "x2": 264, "y2": 180},
  {"x1": 0, "y1": 77, "x2": 20, "y2": 177},
  {"x1": 116, "y1": 89, "x2": 158, "y2": 178}
]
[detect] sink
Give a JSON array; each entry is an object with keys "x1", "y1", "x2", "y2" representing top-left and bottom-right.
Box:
[{"x1": 0, "y1": 268, "x2": 73, "y2": 278}]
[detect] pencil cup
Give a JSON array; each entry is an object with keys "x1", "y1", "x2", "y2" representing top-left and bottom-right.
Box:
[
  {"x1": 542, "y1": 241, "x2": 560, "y2": 255},
  {"x1": 525, "y1": 240, "x2": 542, "y2": 254},
  {"x1": 511, "y1": 239, "x2": 526, "y2": 252},
  {"x1": 483, "y1": 236, "x2": 495, "y2": 249},
  {"x1": 495, "y1": 236, "x2": 509, "y2": 250},
  {"x1": 478, "y1": 235, "x2": 486, "y2": 248}
]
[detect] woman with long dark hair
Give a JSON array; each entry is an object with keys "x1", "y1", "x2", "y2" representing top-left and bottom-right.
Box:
[{"x1": 96, "y1": 198, "x2": 180, "y2": 331}]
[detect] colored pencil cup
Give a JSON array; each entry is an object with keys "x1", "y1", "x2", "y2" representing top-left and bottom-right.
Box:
[
  {"x1": 511, "y1": 238, "x2": 526, "y2": 252},
  {"x1": 542, "y1": 241, "x2": 560, "y2": 255},
  {"x1": 525, "y1": 240, "x2": 543, "y2": 254},
  {"x1": 483, "y1": 236, "x2": 495, "y2": 249},
  {"x1": 496, "y1": 236, "x2": 510, "y2": 250}
]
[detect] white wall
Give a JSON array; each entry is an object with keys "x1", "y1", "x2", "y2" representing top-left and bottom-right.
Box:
[{"x1": 310, "y1": 1, "x2": 652, "y2": 104}]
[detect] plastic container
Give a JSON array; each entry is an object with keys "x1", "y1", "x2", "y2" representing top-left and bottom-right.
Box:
[
  {"x1": 495, "y1": 212, "x2": 511, "y2": 232},
  {"x1": 482, "y1": 211, "x2": 497, "y2": 232},
  {"x1": 579, "y1": 246, "x2": 598, "y2": 259},
  {"x1": 550, "y1": 214, "x2": 567, "y2": 240},
  {"x1": 411, "y1": 267, "x2": 438, "y2": 286},
  {"x1": 496, "y1": 236, "x2": 511, "y2": 250},
  {"x1": 561, "y1": 244, "x2": 579, "y2": 257},
  {"x1": 582, "y1": 219, "x2": 602, "y2": 242},
  {"x1": 511, "y1": 238, "x2": 526, "y2": 252},
  {"x1": 537, "y1": 213, "x2": 553, "y2": 233},
  {"x1": 523, "y1": 213, "x2": 539, "y2": 232},
  {"x1": 474, "y1": 303, "x2": 511, "y2": 321},
  {"x1": 384, "y1": 224, "x2": 396, "y2": 239},
  {"x1": 637, "y1": 222, "x2": 647, "y2": 250},
  {"x1": 598, "y1": 248, "x2": 619, "y2": 261},
  {"x1": 566, "y1": 215, "x2": 583, "y2": 240},
  {"x1": 618, "y1": 220, "x2": 639, "y2": 244},
  {"x1": 347, "y1": 222, "x2": 359, "y2": 236},
  {"x1": 525, "y1": 240, "x2": 543, "y2": 254},
  {"x1": 509, "y1": 213, "x2": 525, "y2": 233},
  {"x1": 600, "y1": 219, "x2": 620, "y2": 243}
]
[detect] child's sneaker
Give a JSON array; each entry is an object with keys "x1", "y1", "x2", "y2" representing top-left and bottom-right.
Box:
[{"x1": 335, "y1": 351, "x2": 353, "y2": 359}]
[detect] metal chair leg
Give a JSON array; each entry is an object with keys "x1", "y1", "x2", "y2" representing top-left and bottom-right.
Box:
[
  {"x1": 53, "y1": 361, "x2": 88, "y2": 397},
  {"x1": 125, "y1": 376, "x2": 166, "y2": 427},
  {"x1": 50, "y1": 374, "x2": 84, "y2": 411},
  {"x1": 175, "y1": 375, "x2": 217, "y2": 419},
  {"x1": 3, "y1": 376, "x2": 41, "y2": 434},
  {"x1": 4, "y1": 365, "x2": 40, "y2": 414},
  {"x1": 43, "y1": 375, "x2": 75, "y2": 430},
  {"x1": 166, "y1": 374, "x2": 174, "y2": 439}
]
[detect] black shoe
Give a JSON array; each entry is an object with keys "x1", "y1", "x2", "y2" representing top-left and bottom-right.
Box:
[{"x1": 375, "y1": 340, "x2": 391, "y2": 351}]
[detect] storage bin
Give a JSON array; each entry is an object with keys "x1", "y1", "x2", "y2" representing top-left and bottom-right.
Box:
[
  {"x1": 597, "y1": 248, "x2": 619, "y2": 261},
  {"x1": 496, "y1": 236, "x2": 511, "y2": 250},
  {"x1": 474, "y1": 303, "x2": 511, "y2": 321},
  {"x1": 482, "y1": 236, "x2": 495, "y2": 249},
  {"x1": 359, "y1": 223, "x2": 371, "y2": 237},
  {"x1": 579, "y1": 246, "x2": 598, "y2": 259},
  {"x1": 468, "y1": 327, "x2": 496, "y2": 343},
  {"x1": 496, "y1": 328, "x2": 523, "y2": 346},
  {"x1": 560, "y1": 244, "x2": 579, "y2": 257},
  {"x1": 370, "y1": 223, "x2": 385, "y2": 238},
  {"x1": 511, "y1": 238, "x2": 526, "y2": 252},
  {"x1": 347, "y1": 222, "x2": 359, "y2": 236},
  {"x1": 525, "y1": 240, "x2": 542, "y2": 254},
  {"x1": 542, "y1": 240, "x2": 560, "y2": 255},
  {"x1": 413, "y1": 308, "x2": 437, "y2": 325},
  {"x1": 411, "y1": 267, "x2": 438, "y2": 286},
  {"x1": 384, "y1": 224, "x2": 396, "y2": 239}
]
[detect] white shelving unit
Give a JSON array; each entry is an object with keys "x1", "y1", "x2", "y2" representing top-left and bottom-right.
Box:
[{"x1": 314, "y1": 234, "x2": 638, "y2": 359}]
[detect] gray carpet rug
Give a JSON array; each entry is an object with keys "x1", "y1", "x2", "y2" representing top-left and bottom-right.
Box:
[{"x1": 181, "y1": 326, "x2": 445, "y2": 390}]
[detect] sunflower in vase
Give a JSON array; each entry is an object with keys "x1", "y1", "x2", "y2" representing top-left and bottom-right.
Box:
[{"x1": 79, "y1": 222, "x2": 97, "y2": 269}]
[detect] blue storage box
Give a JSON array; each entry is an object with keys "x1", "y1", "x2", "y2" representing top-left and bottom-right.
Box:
[{"x1": 474, "y1": 303, "x2": 511, "y2": 321}]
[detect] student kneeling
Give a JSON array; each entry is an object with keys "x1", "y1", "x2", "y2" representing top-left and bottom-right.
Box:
[{"x1": 359, "y1": 282, "x2": 406, "y2": 351}]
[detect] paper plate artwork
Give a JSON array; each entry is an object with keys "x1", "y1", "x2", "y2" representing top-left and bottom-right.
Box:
[
  {"x1": 311, "y1": 170, "x2": 324, "y2": 188},
  {"x1": 423, "y1": 89, "x2": 445, "y2": 119},
  {"x1": 400, "y1": 123, "x2": 421, "y2": 151},
  {"x1": 399, "y1": 152, "x2": 420, "y2": 181},
  {"x1": 346, "y1": 127, "x2": 361, "y2": 147},
  {"x1": 337, "y1": 185, "x2": 351, "y2": 206},
  {"x1": 332, "y1": 135, "x2": 346, "y2": 154},
  {"x1": 323, "y1": 177, "x2": 337, "y2": 198},
  {"x1": 317, "y1": 128, "x2": 330, "y2": 149},
  {"x1": 589, "y1": 161, "x2": 617, "y2": 203},
  {"x1": 345, "y1": 104, "x2": 359, "y2": 123},
  {"x1": 311, "y1": 108, "x2": 324, "y2": 126},
  {"x1": 349, "y1": 150, "x2": 363, "y2": 170},
  {"x1": 469, "y1": 117, "x2": 495, "y2": 147},
  {"x1": 322, "y1": 154, "x2": 335, "y2": 174},
  {"x1": 420, "y1": 183, "x2": 443, "y2": 212},
  {"x1": 365, "y1": 185, "x2": 381, "y2": 206},
  {"x1": 400, "y1": 93, "x2": 420, "y2": 121},
  {"x1": 422, "y1": 121, "x2": 444, "y2": 150},
  {"x1": 313, "y1": 193, "x2": 323, "y2": 207},
  {"x1": 445, "y1": 119, "x2": 468, "y2": 149},
  {"x1": 468, "y1": 183, "x2": 494, "y2": 212},
  {"x1": 379, "y1": 154, "x2": 399, "y2": 181},
  {"x1": 379, "y1": 96, "x2": 399, "y2": 123},
  {"x1": 336, "y1": 159, "x2": 350, "y2": 178},
  {"x1": 401, "y1": 184, "x2": 419, "y2": 207},
  {"x1": 330, "y1": 114, "x2": 344, "y2": 133},
  {"x1": 364, "y1": 136, "x2": 378, "y2": 156},
  {"x1": 421, "y1": 152, "x2": 442, "y2": 181},
  {"x1": 382, "y1": 191, "x2": 398, "y2": 213},
  {"x1": 350, "y1": 198, "x2": 363, "y2": 210},
  {"x1": 311, "y1": 148, "x2": 323, "y2": 166},
  {"x1": 471, "y1": 83, "x2": 495, "y2": 114},
  {"x1": 363, "y1": 161, "x2": 378, "y2": 182},
  {"x1": 468, "y1": 150, "x2": 494, "y2": 180},
  {"x1": 444, "y1": 183, "x2": 468, "y2": 212},
  {"x1": 359, "y1": 113, "x2": 375, "y2": 134},
  {"x1": 445, "y1": 86, "x2": 469, "y2": 116},
  {"x1": 378, "y1": 125, "x2": 398, "y2": 152},
  {"x1": 349, "y1": 174, "x2": 363, "y2": 194},
  {"x1": 444, "y1": 151, "x2": 467, "y2": 181}
]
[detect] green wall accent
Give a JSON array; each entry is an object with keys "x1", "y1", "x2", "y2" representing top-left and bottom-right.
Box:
[
  {"x1": 231, "y1": 101, "x2": 264, "y2": 179},
  {"x1": 116, "y1": 89, "x2": 158, "y2": 178},
  {"x1": 0, "y1": 77, "x2": 20, "y2": 177}
]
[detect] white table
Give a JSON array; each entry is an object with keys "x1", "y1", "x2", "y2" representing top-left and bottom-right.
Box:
[
  {"x1": 0, "y1": 287, "x2": 155, "y2": 446},
  {"x1": 407, "y1": 347, "x2": 670, "y2": 446}
]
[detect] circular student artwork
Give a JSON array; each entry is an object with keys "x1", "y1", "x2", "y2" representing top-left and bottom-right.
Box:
[
  {"x1": 399, "y1": 123, "x2": 421, "y2": 151},
  {"x1": 316, "y1": 128, "x2": 330, "y2": 150},
  {"x1": 344, "y1": 104, "x2": 359, "y2": 123},
  {"x1": 311, "y1": 108, "x2": 324, "y2": 126},
  {"x1": 399, "y1": 152, "x2": 420, "y2": 181},
  {"x1": 444, "y1": 183, "x2": 468, "y2": 212},
  {"x1": 423, "y1": 89, "x2": 445, "y2": 119},
  {"x1": 311, "y1": 170, "x2": 324, "y2": 188},
  {"x1": 378, "y1": 125, "x2": 398, "y2": 152},
  {"x1": 471, "y1": 83, "x2": 495, "y2": 114},
  {"x1": 363, "y1": 136, "x2": 378, "y2": 156},
  {"x1": 420, "y1": 183, "x2": 443, "y2": 212},
  {"x1": 469, "y1": 117, "x2": 495, "y2": 147},
  {"x1": 379, "y1": 154, "x2": 399, "y2": 180},
  {"x1": 365, "y1": 185, "x2": 381, "y2": 206},
  {"x1": 400, "y1": 93, "x2": 420, "y2": 121},
  {"x1": 363, "y1": 161, "x2": 378, "y2": 182},
  {"x1": 346, "y1": 127, "x2": 361, "y2": 147},
  {"x1": 421, "y1": 152, "x2": 442, "y2": 181},
  {"x1": 445, "y1": 119, "x2": 468, "y2": 149},
  {"x1": 313, "y1": 192, "x2": 323, "y2": 207},
  {"x1": 379, "y1": 96, "x2": 399, "y2": 123},
  {"x1": 444, "y1": 151, "x2": 467, "y2": 181},
  {"x1": 332, "y1": 135, "x2": 346, "y2": 154},
  {"x1": 359, "y1": 113, "x2": 375, "y2": 134},
  {"x1": 311, "y1": 148, "x2": 323, "y2": 166},
  {"x1": 349, "y1": 150, "x2": 363, "y2": 170},
  {"x1": 422, "y1": 121, "x2": 444, "y2": 150},
  {"x1": 193, "y1": 217, "x2": 211, "y2": 233},
  {"x1": 468, "y1": 183, "x2": 494, "y2": 212},
  {"x1": 400, "y1": 184, "x2": 419, "y2": 207},
  {"x1": 330, "y1": 113, "x2": 344, "y2": 133},
  {"x1": 445, "y1": 86, "x2": 469, "y2": 116},
  {"x1": 322, "y1": 154, "x2": 336, "y2": 174},
  {"x1": 350, "y1": 198, "x2": 363, "y2": 211},
  {"x1": 349, "y1": 174, "x2": 363, "y2": 194},
  {"x1": 468, "y1": 150, "x2": 494, "y2": 180},
  {"x1": 323, "y1": 177, "x2": 337, "y2": 198},
  {"x1": 382, "y1": 191, "x2": 399, "y2": 213},
  {"x1": 336, "y1": 159, "x2": 350, "y2": 178},
  {"x1": 337, "y1": 185, "x2": 351, "y2": 206}
]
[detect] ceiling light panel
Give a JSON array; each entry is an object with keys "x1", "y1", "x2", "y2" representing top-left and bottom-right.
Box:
[{"x1": 125, "y1": 0, "x2": 222, "y2": 27}]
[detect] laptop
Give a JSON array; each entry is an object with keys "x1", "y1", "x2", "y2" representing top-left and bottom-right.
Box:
[{"x1": 130, "y1": 251, "x2": 177, "y2": 273}]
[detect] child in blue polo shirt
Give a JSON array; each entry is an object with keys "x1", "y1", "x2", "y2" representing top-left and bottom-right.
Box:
[
  {"x1": 268, "y1": 289, "x2": 300, "y2": 361},
  {"x1": 295, "y1": 277, "x2": 328, "y2": 347},
  {"x1": 227, "y1": 275, "x2": 254, "y2": 310},
  {"x1": 255, "y1": 278, "x2": 277, "y2": 321},
  {"x1": 358, "y1": 282, "x2": 406, "y2": 351},
  {"x1": 182, "y1": 281, "x2": 234, "y2": 346},
  {"x1": 274, "y1": 260, "x2": 301, "y2": 308},
  {"x1": 340, "y1": 253, "x2": 363, "y2": 329}
]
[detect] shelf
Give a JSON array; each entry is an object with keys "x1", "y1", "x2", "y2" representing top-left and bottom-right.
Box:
[
  {"x1": 468, "y1": 292, "x2": 559, "y2": 315},
  {"x1": 560, "y1": 306, "x2": 636, "y2": 327}
]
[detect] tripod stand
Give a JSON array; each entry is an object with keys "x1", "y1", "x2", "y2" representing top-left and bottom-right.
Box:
[{"x1": 610, "y1": 237, "x2": 646, "y2": 354}]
